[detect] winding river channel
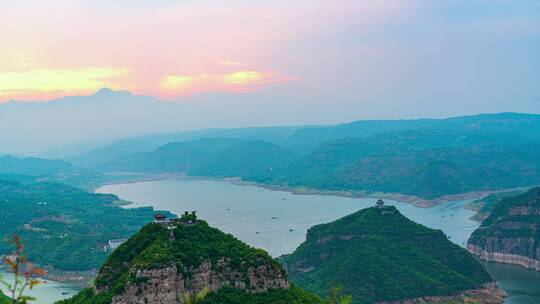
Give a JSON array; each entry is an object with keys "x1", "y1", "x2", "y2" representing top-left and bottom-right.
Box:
[
  {"x1": 8, "y1": 177, "x2": 538, "y2": 304},
  {"x1": 98, "y1": 178, "x2": 540, "y2": 304}
]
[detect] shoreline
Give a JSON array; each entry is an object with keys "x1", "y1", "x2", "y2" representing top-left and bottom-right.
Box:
[
  {"x1": 227, "y1": 179, "x2": 497, "y2": 208},
  {"x1": 42, "y1": 269, "x2": 96, "y2": 289},
  {"x1": 94, "y1": 172, "x2": 534, "y2": 210},
  {"x1": 468, "y1": 244, "x2": 540, "y2": 272}
]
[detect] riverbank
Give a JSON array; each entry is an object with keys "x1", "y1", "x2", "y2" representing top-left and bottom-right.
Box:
[
  {"x1": 376, "y1": 282, "x2": 506, "y2": 304},
  {"x1": 468, "y1": 245, "x2": 540, "y2": 272},
  {"x1": 42, "y1": 268, "x2": 96, "y2": 288},
  {"x1": 96, "y1": 172, "x2": 528, "y2": 209},
  {"x1": 228, "y1": 178, "x2": 495, "y2": 208}
]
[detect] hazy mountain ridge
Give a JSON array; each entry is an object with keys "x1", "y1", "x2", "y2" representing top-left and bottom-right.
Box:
[
  {"x1": 284, "y1": 112, "x2": 540, "y2": 154},
  {"x1": 0, "y1": 89, "x2": 187, "y2": 155},
  {"x1": 0, "y1": 155, "x2": 78, "y2": 175},
  {"x1": 90, "y1": 122, "x2": 540, "y2": 199},
  {"x1": 68, "y1": 126, "x2": 301, "y2": 169}
]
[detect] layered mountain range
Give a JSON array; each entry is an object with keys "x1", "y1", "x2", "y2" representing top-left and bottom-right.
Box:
[{"x1": 62, "y1": 113, "x2": 540, "y2": 201}]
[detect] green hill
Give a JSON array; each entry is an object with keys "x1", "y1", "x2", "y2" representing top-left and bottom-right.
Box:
[
  {"x1": 0, "y1": 179, "x2": 169, "y2": 271},
  {"x1": 100, "y1": 138, "x2": 239, "y2": 172},
  {"x1": 272, "y1": 129, "x2": 540, "y2": 198},
  {"x1": 58, "y1": 214, "x2": 324, "y2": 304},
  {"x1": 284, "y1": 205, "x2": 493, "y2": 303},
  {"x1": 192, "y1": 140, "x2": 296, "y2": 181}
]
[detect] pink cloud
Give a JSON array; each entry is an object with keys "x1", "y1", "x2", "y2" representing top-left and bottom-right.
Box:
[{"x1": 0, "y1": 0, "x2": 418, "y2": 101}]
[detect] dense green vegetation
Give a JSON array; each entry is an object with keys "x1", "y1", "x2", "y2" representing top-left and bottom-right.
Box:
[
  {"x1": 0, "y1": 179, "x2": 168, "y2": 271},
  {"x1": 273, "y1": 135, "x2": 540, "y2": 198},
  {"x1": 284, "y1": 206, "x2": 492, "y2": 304},
  {"x1": 94, "y1": 218, "x2": 282, "y2": 292},
  {"x1": 0, "y1": 291, "x2": 9, "y2": 304},
  {"x1": 59, "y1": 217, "x2": 324, "y2": 304},
  {"x1": 467, "y1": 190, "x2": 525, "y2": 220},
  {"x1": 469, "y1": 187, "x2": 540, "y2": 245}
]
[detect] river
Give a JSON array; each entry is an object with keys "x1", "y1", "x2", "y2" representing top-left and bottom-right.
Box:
[
  {"x1": 0, "y1": 271, "x2": 78, "y2": 304},
  {"x1": 94, "y1": 177, "x2": 540, "y2": 304}
]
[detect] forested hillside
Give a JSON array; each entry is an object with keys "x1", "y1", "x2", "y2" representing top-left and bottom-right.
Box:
[
  {"x1": 284, "y1": 206, "x2": 496, "y2": 303},
  {"x1": 0, "y1": 179, "x2": 169, "y2": 271},
  {"x1": 59, "y1": 215, "x2": 325, "y2": 304}
]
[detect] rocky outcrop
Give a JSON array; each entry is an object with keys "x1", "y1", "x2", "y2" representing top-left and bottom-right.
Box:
[
  {"x1": 467, "y1": 188, "x2": 540, "y2": 271},
  {"x1": 468, "y1": 244, "x2": 540, "y2": 271},
  {"x1": 109, "y1": 259, "x2": 290, "y2": 304},
  {"x1": 376, "y1": 283, "x2": 506, "y2": 304}
]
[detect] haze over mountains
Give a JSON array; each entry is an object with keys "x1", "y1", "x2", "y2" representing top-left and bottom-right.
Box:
[
  {"x1": 4, "y1": 88, "x2": 539, "y2": 158},
  {"x1": 0, "y1": 89, "x2": 188, "y2": 156}
]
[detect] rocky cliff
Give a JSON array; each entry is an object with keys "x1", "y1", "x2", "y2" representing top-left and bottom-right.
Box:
[
  {"x1": 111, "y1": 260, "x2": 289, "y2": 304},
  {"x1": 58, "y1": 214, "x2": 322, "y2": 304},
  {"x1": 468, "y1": 187, "x2": 540, "y2": 271}
]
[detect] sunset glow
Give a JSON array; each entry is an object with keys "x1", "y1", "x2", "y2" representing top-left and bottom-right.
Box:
[
  {"x1": 0, "y1": 0, "x2": 537, "y2": 107},
  {"x1": 159, "y1": 70, "x2": 297, "y2": 96},
  {"x1": 0, "y1": 67, "x2": 127, "y2": 99}
]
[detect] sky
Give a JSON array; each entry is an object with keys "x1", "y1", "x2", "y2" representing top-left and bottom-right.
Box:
[{"x1": 1, "y1": 0, "x2": 539, "y2": 119}]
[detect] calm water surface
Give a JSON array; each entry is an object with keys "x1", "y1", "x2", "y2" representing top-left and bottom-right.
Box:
[
  {"x1": 95, "y1": 177, "x2": 540, "y2": 304},
  {"x1": 0, "y1": 271, "x2": 78, "y2": 304}
]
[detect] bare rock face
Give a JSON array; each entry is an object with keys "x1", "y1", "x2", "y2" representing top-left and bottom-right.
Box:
[
  {"x1": 467, "y1": 188, "x2": 540, "y2": 271},
  {"x1": 468, "y1": 244, "x2": 540, "y2": 271},
  {"x1": 110, "y1": 259, "x2": 290, "y2": 304}
]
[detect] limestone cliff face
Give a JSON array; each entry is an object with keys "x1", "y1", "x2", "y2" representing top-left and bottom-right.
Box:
[
  {"x1": 103, "y1": 258, "x2": 290, "y2": 304},
  {"x1": 468, "y1": 187, "x2": 540, "y2": 271},
  {"x1": 468, "y1": 244, "x2": 540, "y2": 270}
]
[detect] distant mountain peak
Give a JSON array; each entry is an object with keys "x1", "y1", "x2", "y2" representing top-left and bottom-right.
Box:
[{"x1": 92, "y1": 87, "x2": 131, "y2": 97}]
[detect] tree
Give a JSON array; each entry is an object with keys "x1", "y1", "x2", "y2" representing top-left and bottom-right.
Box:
[
  {"x1": 329, "y1": 286, "x2": 353, "y2": 304},
  {"x1": 0, "y1": 235, "x2": 47, "y2": 304},
  {"x1": 184, "y1": 287, "x2": 210, "y2": 304}
]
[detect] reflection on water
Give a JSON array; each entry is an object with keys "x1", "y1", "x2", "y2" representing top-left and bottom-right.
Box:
[
  {"x1": 96, "y1": 178, "x2": 540, "y2": 304},
  {"x1": 482, "y1": 261, "x2": 540, "y2": 304}
]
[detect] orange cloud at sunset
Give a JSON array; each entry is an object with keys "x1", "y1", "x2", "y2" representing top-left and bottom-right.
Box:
[
  {"x1": 159, "y1": 70, "x2": 298, "y2": 97},
  {"x1": 0, "y1": 0, "x2": 401, "y2": 102},
  {"x1": 0, "y1": 67, "x2": 128, "y2": 101}
]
